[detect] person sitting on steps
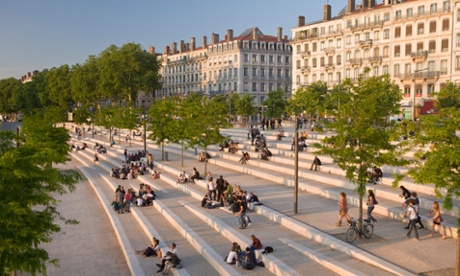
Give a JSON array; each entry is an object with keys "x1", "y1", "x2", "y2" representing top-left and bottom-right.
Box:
[{"x1": 310, "y1": 156, "x2": 321, "y2": 171}]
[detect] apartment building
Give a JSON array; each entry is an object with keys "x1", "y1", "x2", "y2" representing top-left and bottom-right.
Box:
[
  {"x1": 292, "y1": 0, "x2": 460, "y2": 120},
  {"x1": 155, "y1": 27, "x2": 292, "y2": 107}
]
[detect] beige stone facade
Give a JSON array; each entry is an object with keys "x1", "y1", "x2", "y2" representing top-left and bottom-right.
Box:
[
  {"x1": 292, "y1": 0, "x2": 460, "y2": 120},
  {"x1": 155, "y1": 27, "x2": 292, "y2": 107}
]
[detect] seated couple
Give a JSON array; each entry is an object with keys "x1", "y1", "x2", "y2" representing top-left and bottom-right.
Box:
[{"x1": 239, "y1": 151, "x2": 250, "y2": 164}]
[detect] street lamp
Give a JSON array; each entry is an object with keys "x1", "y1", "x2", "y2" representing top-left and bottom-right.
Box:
[
  {"x1": 142, "y1": 100, "x2": 147, "y2": 153},
  {"x1": 412, "y1": 68, "x2": 428, "y2": 121},
  {"x1": 294, "y1": 116, "x2": 299, "y2": 214}
]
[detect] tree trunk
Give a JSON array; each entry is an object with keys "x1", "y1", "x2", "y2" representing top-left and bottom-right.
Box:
[
  {"x1": 456, "y1": 203, "x2": 460, "y2": 276},
  {"x1": 181, "y1": 141, "x2": 184, "y2": 167},
  {"x1": 204, "y1": 146, "x2": 208, "y2": 175},
  {"x1": 161, "y1": 141, "x2": 165, "y2": 161},
  {"x1": 358, "y1": 193, "x2": 364, "y2": 238}
]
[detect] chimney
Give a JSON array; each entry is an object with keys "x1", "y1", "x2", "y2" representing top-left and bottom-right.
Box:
[
  {"x1": 277, "y1": 27, "x2": 282, "y2": 41},
  {"x1": 191, "y1": 37, "x2": 196, "y2": 51},
  {"x1": 211, "y1": 33, "x2": 219, "y2": 44},
  {"x1": 252, "y1": 28, "x2": 258, "y2": 40},
  {"x1": 27, "y1": 72, "x2": 31, "y2": 77},
  {"x1": 363, "y1": 0, "x2": 369, "y2": 8},
  {"x1": 165, "y1": 46, "x2": 170, "y2": 55},
  {"x1": 323, "y1": 4, "x2": 331, "y2": 21},
  {"x1": 284, "y1": 35, "x2": 288, "y2": 40},
  {"x1": 369, "y1": 0, "x2": 376, "y2": 8},
  {"x1": 172, "y1": 42, "x2": 177, "y2": 54},
  {"x1": 202, "y1": 36, "x2": 207, "y2": 48},
  {"x1": 179, "y1": 40, "x2": 185, "y2": 53},
  {"x1": 347, "y1": 0, "x2": 356, "y2": 13},
  {"x1": 149, "y1": 46, "x2": 155, "y2": 54},
  {"x1": 298, "y1": 16, "x2": 305, "y2": 27},
  {"x1": 227, "y1": 29, "x2": 233, "y2": 41}
]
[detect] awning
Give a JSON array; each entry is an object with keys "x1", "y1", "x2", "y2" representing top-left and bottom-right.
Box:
[{"x1": 420, "y1": 100, "x2": 436, "y2": 115}]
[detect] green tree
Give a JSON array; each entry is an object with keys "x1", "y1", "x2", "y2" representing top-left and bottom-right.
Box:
[
  {"x1": 0, "y1": 110, "x2": 83, "y2": 276},
  {"x1": 405, "y1": 82, "x2": 460, "y2": 276},
  {"x1": 18, "y1": 72, "x2": 45, "y2": 115},
  {"x1": 187, "y1": 93, "x2": 231, "y2": 174},
  {"x1": 70, "y1": 56, "x2": 101, "y2": 107},
  {"x1": 0, "y1": 78, "x2": 22, "y2": 117},
  {"x1": 235, "y1": 93, "x2": 256, "y2": 124},
  {"x1": 315, "y1": 71, "x2": 410, "y2": 233},
  {"x1": 98, "y1": 43, "x2": 162, "y2": 105},
  {"x1": 287, "y1": 81, "x2": 328, "y2": 131},
  {"x1": 44, "y1": 65, "x2": 74, "y2": 109},
  {"x1": 263, "y1": 88, "x2": 287, "y2": 119},
  {"x1": 147, "y1": 97, "x2": 179, "y2": 161}
]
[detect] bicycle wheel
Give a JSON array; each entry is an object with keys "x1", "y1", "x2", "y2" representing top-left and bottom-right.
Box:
[
  {"x1": 346, "y1": 228, "x2": 358, "y2": 243},
  {"x1": 363, "y1": 224, "x2": 374, "y2": 239}
]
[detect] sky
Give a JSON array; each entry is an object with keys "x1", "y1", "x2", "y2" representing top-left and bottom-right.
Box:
[{"x1": 0, "y1": 0, "x2": 346, "y2": 80}]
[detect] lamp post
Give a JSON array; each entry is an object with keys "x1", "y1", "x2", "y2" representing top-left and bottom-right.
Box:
[
  {"x1": 142, "y1": 100, "x2": 147, "y2": 153},
  {"x1": 412, "y1": 68, "x2": 428, "y2": 121},
  {"x1": 294, "y1": 116, "x2": 299, "y2": 214}
]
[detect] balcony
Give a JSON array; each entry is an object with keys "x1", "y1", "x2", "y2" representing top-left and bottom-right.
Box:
[
  {"x1": 367, "y1": 56, "x2": 382, "y2": 64},
  {"x1": 410, "y1": 50, "x2": 428, "y2": 61},
  {"x1": 349, "y1": 58, "x2": 363, "y2": 66},
  {"x1": 398, "y1": 71, "x2": 440, "y2": 81},
  {"x1": 301, "y1": 66, "x2": 311, "y2": 74},
  {"x1": 359, "y1": 39, "x2": 373, "y2": 49},
  {"x1": 349, "y1": 21, "x2": 385, "y2": 31},
  {"x1": 324, "y1": 63, "x2": 335, "y2": 72},
  {"x1": 301, "y1": 51, "x2": 311, "y2": 58},
  {"x1": 323, "y1": 47, "x2": 336, "y2": 55}
]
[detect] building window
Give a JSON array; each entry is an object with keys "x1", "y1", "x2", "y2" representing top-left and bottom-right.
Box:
[
  {"x1": 277, "y1": 69, "x2": 282, "y2": 77},
  {"x1": 261, "y1": 68, "x2": 265, "y2": 77},
  {"x1": 277, "y1": 55, "x2": 282, "y2": 63},
  {"x1": 373, "y1": 66, "x2": 379, "y2": 76},
  {"x1": 296, "y1": 60, "x2": 301, "y2": 69},
  {"x1": 312, "y1": 58, "x2": 317, "y2": 68},
  {"x1": 427, "y1": 83, "x2": 435, "y2": 96},
  {"x1": 269, "y1": 55, "x2": 274, "y2": 63},
  {"x1": 383, "y1": 46, "x2": 389, "y2": 58},
  {"x1": 374, "y1": 31, "x2": 380, "y2": 41},
  {"x1": 395, "y1": 10, "x2": 402, "y2": 20},
  {"x1": 252, "y1": 82, "x2": 257, "y2": 92},
  {"x1": 417, "y1": 23, "x2": 424, "y2": 35},
  {"x1": 355, "y1": 34, "x2": 360, "y2": 44},
  {"x1": 429, "y1": 40, "x2": 436, "y2": 53},
  {"x1": 407, "y1": 8, "x2": 413, "y2": 18},
  {"x1": 384, "y1": 29, "x2": 390, "y2": 39},
  {"x1": 405, "y1": 43, "x2": 412, "y2": 56},
  {"x1": 260, "y1": 55, "x2": 265, "y2": 63},
  {"x1": 405, "y1": 25, "x2": 412, "y2": 37},
  {"x1": 285, "y1": 56, "x2": 290, "y2": 64},
  {"x1": 269, "y1": 68, "x2": 274, "y2": 77},
  {"x1": 444, "y1": 1, "x2": 451, "y2": 12},
  {"x1": 244, "y1": 67, "x2": 248, "y2": 76},
  {"x1": 394, "y1": 45, "x2": 400, "y2": 57},
  {"x1": 395, "y1": 26, "x2": 401, "y2": 38},
  {"x1": 384, "y1": 12, "x2": 390, "y2": 21},
  {"x1": 405, "y1": 63, "x2": 412, "y2": 74},
  {"x1": 394, "y1": 64, "x2": 400, "y2": 76},
  {"x1": 416, "y1": 84, "x2": 422, "y2": 96},
  {"x1": 442, "y1": 39, "x2": 449, "y2": 52},
  {"x1": 244, "y1": 54, "x2": 249, "y2": 62},
  {"x1": 312, "y1": 42, "x2": 317, "y2": 52},
  {"x1": 285, "y1": 69, "x2": 290, "y2": 78},
  {"x1": 296, "y1": 45, "x2": 301, "y2": 54},
  {"x1": 261, "y1": 82, "x2": 265, "y2": 91},
  {"x1": 430, "y1": 3, "x2": 437, "y2": 14},
  {"x1": 252, "y1": 68, "x2": 257, "y2": 77},
  {"x1": 456, "y1": 56, "x2": 460, "y2": 70},
  {"x1": 337, "y1": 55, "x2": 342, "y2": 65},
  {"x1": 442, "y1": 18, "x2": 449, "y2": 31},
  {"x1": 404, "y1": 86, "x2": 411, "y2": 97},
  {"x1": 418, "y1": 6, "x2": 425, "y2": 16},
  {"x1": 320, "y1": 57, "x2": 325, "y2": 67},
  {"x1": 417, "y1": 42, "x2": 424, "y2": 52},
  {"x1": 244, "y1": 82, "x2": 248, "y2": 91},
  {"x1": 429, "y1": 21, "x2": 437, "y2": 33},
  {"x1": 441, "y1": 60, "x2": 448, "y2": 74},
  {"x1": 383, "y1": 65, "x2": 389, "y2": 75}
]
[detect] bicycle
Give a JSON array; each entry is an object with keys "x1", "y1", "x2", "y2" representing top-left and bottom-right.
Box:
[{"x1": 345, "y1": 217, "x2": 373, "y2": 243}]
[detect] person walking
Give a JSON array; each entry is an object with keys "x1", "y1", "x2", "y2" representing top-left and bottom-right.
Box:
[
  {"x1": 365, "y1": 190, "x2": 378, "y2": 224},
  {"x1": 336, "y1": 192, "x2": 351, "y2": 226},
  {"x1": 405, "y1": 199, "x2": 420, "y2": 241},
  {"x1": 207, "y1": 177, "x2": 216, "y2": 201},
  {"x1": 428, "y1": 201, "x2": 447, "y2": 239}
]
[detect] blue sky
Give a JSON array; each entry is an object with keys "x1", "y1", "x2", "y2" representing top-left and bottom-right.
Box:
[{"x1": 0, "y1": 0, "x2": 346, "y2": 80}]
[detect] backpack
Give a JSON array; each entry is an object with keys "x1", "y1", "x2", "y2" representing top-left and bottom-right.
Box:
[{"x1": 262, "y1": 246, "x2": 274, "y2": 254}]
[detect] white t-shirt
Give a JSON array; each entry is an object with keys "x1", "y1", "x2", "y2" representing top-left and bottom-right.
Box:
[{"x1": 406, "y1": 205, "x2": 418, "y2": 220}]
